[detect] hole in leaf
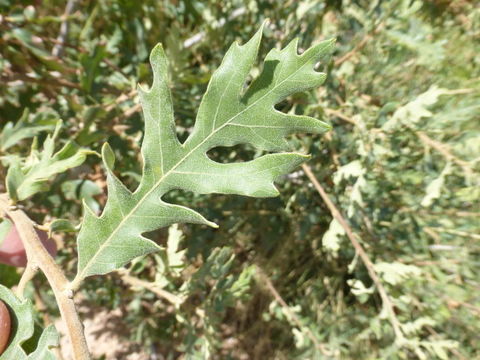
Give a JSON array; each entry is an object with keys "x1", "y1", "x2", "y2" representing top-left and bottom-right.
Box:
[
  {"x1": 162, "y1": 188, "x2": 199, "y2": 207},
  {"x1": 314, "y1": 60, "x2": 326, "y2": 72},
  {"x1": 274, "y1": 99, "x2": 292, "y2": 113},
  {"x1": 206, "y1": 143, "x2": 258, "y2": 163}
]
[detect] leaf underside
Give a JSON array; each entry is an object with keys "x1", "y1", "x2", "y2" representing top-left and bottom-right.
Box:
[{"x1": 75, "y1": 24, "x2": 334, "y2": 283}]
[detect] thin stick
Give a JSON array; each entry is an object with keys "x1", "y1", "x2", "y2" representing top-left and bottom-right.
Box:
[
  {"x1": 52, "y1": 0, "x2": 79, "y2": 57},
  {"x1": 426, "y1": 226, "x2": 480, "y2": 240},
  {"x1": 0, "y1": 194, "x2": 90, "y2": 360},
  {"x1": 256, "y1": 267, "x2": 331, "y2": 355},
  {"x1": 1, "y1": 73, "x2": 82, "y2": 90},
  {"x1": 117, "y1": 269, "x2": 210, "y2": 319},
  {"x1": 324, "y1": 108, "x2": 357, "y2": 125},
  {"x1": 301, "y1": 164, "x2": 405, "y2": 343},
  {"x1": 334, "y1": 22, "x2": 384, "y2": 67},
  {"x1": 117, "y1": 269, "x2": 184, "y2": 306},
  {"x1": 415, "y1": 131, "x2": 474, "y2": 180},
  {"x1": 15, "y1": 265, "x2": 37, "y2": 299},
  {"x1": 335, "y1": 34, "x2": 371, "y2": 66}
]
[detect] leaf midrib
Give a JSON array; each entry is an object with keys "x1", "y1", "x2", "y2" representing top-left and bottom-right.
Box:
[{"x1": 75, "y1": 51, "x2": 318, "y2": 282}]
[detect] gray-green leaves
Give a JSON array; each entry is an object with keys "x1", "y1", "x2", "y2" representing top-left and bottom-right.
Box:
[
  {"x1": 0, "y1": 285, "x2": 58, "y2": 360},
  {"x1": 0, "y1": 109, "x2": 56, "y2": 152},
  {"x1": 5, "y1": 121, "x2": 94, "y2": 202},
  {"x1": 74, "y1": 24, "x2": 333, "y2": 286}
]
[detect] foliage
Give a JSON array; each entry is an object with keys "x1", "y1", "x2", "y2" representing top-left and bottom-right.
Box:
[
  {"x1": 0, "y1": 285, "x2": 58, "y2": 360},
  {"x1": 5, "y1": 120, "x2": 93, "y2": 202},
  {"x1": 0, "y1": 0, "x2": 479, "y2": 359}
]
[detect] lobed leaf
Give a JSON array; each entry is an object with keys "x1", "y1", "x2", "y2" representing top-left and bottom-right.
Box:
[{"x1": 74, "y1": 23, "x2": 334, "y2": 285}]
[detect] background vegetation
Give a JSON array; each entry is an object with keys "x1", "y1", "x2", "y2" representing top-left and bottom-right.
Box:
[{"x1": 0, "y1": 0, "x2": 479, "y2": 359}]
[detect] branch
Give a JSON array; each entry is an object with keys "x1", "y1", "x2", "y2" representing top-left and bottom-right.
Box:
[
  {"x1": 334, "y1": 22, "x2": 384, "y2": 66},
  {"x1": 117, "y1": 269, "x2": 184, "y2": 306},
  {"x1": 334, "y1": 34, "x2": 372, "y2": 66},
  {"x1": 0, "y1": 73, "x2": 82, "y2": 90},
  {"x1": 15, "y1": 265, "x2": 37, "y2": 299},
  {"x1": 0, "y1": 194, "x2": 90, "y2": 360},
  {"x1": 324, "y1": 108, "x2": 357, "y2": 125},
  {"x1": 425, "y1": 226, "x2": 480, "y2": 240},
  {"x1": 117, "y1": 269, "x2": 211, "y2": 319},
  {"x1": 415, "y1": 131, "x2": 474, "y2": 180},
  {"x1": 301, "y1": 164, "x2": 405, "y2": 343},
  {"x1": 52, "y1": 0, "x2": 79, "y2": 57},
  {"x1": 256, "y1": 267, "x2": 331, "y2": 356}
]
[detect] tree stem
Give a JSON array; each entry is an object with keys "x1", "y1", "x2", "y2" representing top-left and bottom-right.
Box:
[{"x1": 0, "y1": 194, "x2": 90, "y2": 360}]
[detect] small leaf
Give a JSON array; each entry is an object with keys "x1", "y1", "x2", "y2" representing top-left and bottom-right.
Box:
[
  {"x1": 333, "y1": 160, "x2": 364, "y2": 185},
  {"x1": 421, "y1": 162, "x2": 452, "y2": 207},
  {"x1": 5, "y1": 121, "x2": 95, "y2": 202},
  {"x1": 49, "y1": 219, "x2": 77, "y2": 234},
  {"x1": 382, "y1": 86, "x2": 449, "y2": 131},
  {"x1": 0, "y1": 110, "x2": 56, "y2": 152},
  {"x1": 322, "y1": 218, "x2": 345, "y2": 256},
  {"x1": 166, "y1": 224, "x2": 186, "y2": 269},
  {"x1": 374, "y1": 262, "x2": 422, "y2": 285},
  {"x1": 61, "y1": 179, "x2": 103, "y2": 213}
]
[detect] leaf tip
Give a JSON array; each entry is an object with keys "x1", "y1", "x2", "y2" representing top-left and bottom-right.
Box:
[
  {"x1": 209, "y1": 221, "x2": 219, "y2": 229},
  {"x1": 318, "y1": 119, "x2": 332, "y2": 132},
  {"x1": 298, "y1": 153, "x2": 312, "y2": 161},
  {"x1": 325, "y1": 37, "x2": 336, "y2": 53},
  {"x1": 319, "y1": 37, "x2": 336, "y2": 55},
  {"x1": 261, "y1": 18, "x2": 270, "y2": 30},
  {"x1": 246, "y1": 19, "x2": 267, "y2": 47},
  {"x1": 101, "y1": 142, "x2": 115, "y2": 170},
  {"x1": 150, "y1": 43, "x2": 165, "y2": 62},
  {"x1": 285, "y1": 37, "x2": 300, "y2": 54},
  {"x1": 270, "y1": 186, "x2": 281, "y2": 197},
  {"x1": 81, "y1": 198, "x2": 97, "y2": 218}
]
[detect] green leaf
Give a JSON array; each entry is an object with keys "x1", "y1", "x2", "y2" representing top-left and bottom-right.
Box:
[
  {"x1": 0, "y1": 285, "x2": 58, "y2": 360},
  {"x1": 5, "y1": 121, "x2": 95, "y2": 202},
  {"x1": 374, "y1": 262, "x2": 422, "y2": 285},
  {"x1": 0, "y1": 109, "x2": 56, "y2": 152},
  {"x1": 61, "y1": 179, "x2": 103, "y2": 213},
  {"x1": 166, "y1": 224, "x2": 186, "y2": 269},
  {"x1": 420, "y1": 162, "x2": 452, "y2": 207},
  {"x1": 322, "y1": 218, "x2": 345, "y2": 256},
  {"x1": 382, "y1": 86, "x2": 449, "y2": 131},
  {"x1": 48, "y1": 219, "x2": 77, "y2": 234},
  {"x1": 74, "y1": 24, "x2": 333, "y2": 284}
]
